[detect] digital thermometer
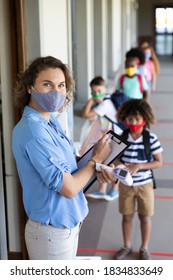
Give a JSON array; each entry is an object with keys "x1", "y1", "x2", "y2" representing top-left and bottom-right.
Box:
[{"x1": 95, "y1": 163, "x2": 133, "y2": 186}]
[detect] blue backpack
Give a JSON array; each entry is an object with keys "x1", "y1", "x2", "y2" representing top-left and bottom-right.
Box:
[
  {"x1": 103, "y1": 91, "x2": 129, "y2": 130},
  {"x1": 109, "y1": 90, "x2": 129, "y2": 110}
]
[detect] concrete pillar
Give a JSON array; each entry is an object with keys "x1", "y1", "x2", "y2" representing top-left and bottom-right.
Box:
[
  {"x1": 74, "y1": 0, "x2": 94, "y2": 104},
  {"x1": 94, "y1": 0, "x2": 108, "y2": 79}
]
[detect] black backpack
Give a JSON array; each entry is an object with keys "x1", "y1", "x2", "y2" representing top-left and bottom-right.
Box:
[{"x1": 121, "y1": 129, "x2": 156, "y2": 189}]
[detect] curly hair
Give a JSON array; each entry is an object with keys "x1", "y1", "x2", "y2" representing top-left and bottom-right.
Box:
[
  {"x1": 117, "y1": 99, "x2": 156, "y2": 128},
  {"x1": 14, "y1": 56, "x2": 75, "y2": 109}
]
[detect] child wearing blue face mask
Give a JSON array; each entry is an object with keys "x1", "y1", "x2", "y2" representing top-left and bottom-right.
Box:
[
  {"x1": 116, "y1": 57, "x2": 149, "y2": 101},
  {"x1": 143, "y1": 46, "x2": 156, "y2": 100}
]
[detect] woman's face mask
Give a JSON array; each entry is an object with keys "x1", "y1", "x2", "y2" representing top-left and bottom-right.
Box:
[
  {"x1": 31, "y1": 87, "x2": 66, "y2": 112},
  {"x1": 125, "y1": 67, "x2": 137, "y2": 77}
]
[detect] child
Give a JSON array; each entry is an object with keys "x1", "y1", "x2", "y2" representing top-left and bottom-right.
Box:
[
  {"x1": 126, "y1": 47, "x2": 146, "y2": 77},
  {"x1": 116, "y1": 57, "x2": 149, "y2": 101},
  {"x1": 140, "y1": 40, "x2": 160, "y2": 75},
  {"x1": 113, "y1": 98, "x2": 163, "y2": 260},
  {"x1": 81, "y1": 76, "x2": 122, "y2": 201},
  {"x1": 142, "y1": 46, "x2": 157, "y2": 101}
]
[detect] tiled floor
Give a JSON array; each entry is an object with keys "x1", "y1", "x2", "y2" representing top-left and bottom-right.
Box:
[{"x1": 74, "y1": 55, "x2": 173, "y2": 260}]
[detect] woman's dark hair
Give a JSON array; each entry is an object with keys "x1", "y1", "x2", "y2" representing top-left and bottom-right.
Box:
[
  {"x1": 14, "y1": 56, "x2": 75, "y2": 109},
  {"x1": 126, "y1": 47, "x2": 145, "y2": 65},
  {"x1": 117, "y1": 99, "x2": 156, "y2": 128}
]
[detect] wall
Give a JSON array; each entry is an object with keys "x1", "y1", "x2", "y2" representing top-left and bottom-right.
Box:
[
  {"x1": 39, "y1": 0, "x2": 71, "y2": 64},
  {"x1": 0, "y1": 0, "x2": 21, "y2": 253},
  {"x1": 25, "y1": 0, "x2": 41, "y2": 63}
]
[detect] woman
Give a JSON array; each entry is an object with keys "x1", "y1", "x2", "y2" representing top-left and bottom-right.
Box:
[{"x1": 12, "y1": 56, "x2": 113, "y2": 260}]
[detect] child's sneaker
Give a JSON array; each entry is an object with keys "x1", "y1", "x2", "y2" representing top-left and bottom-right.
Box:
[
  {"x1": 85, "y1": 191, "x2": 109, "y2": 200},
  {"x1": 113, "y1": 247, "x2": 132, "y2": 260},
  {"x1": 106, "y1": 189, "x2": 119, "y2": 201},
  {"x1": 139, "y1": 249, "x2": 151, "y2": 260}
]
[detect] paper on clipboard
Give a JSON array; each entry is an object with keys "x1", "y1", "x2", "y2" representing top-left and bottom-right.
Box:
[{"x1": 77, "y1": 130, "x2": 131, "y2": 193}]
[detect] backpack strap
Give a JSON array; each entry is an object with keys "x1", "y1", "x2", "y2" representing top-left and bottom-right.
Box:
[
  {"x1": 120, "y1": 74, "x2": 126, "y2": 90},
  {"x1": 121, "y1": 129, "x2": 130, "y2": 141},
  {"x1": 136, "y1": 74, "x2": 144, "y2": 93},
  {"x1": 121, "y1": 129, "x2": 156, "y2": 189},
  {"x1": 142, "y1": 129, "x2": 156, "y2": 189}
]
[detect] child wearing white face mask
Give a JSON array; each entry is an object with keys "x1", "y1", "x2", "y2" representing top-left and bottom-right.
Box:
[{"x1": 116, "y1": 57, "x2": 149, "y2": 102}]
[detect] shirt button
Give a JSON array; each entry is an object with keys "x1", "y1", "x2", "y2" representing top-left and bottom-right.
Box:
[{"x1": 50, "y1": 157, "x2": 54, "y2": 161}]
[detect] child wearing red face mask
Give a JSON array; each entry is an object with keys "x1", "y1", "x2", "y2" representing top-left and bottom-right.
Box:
[
  {"x1": 116, "y1": 57, "x2": 149, "y2": 101},
  {"x1": 113, "y1": 99, "x2": 163, "y2": 260}
]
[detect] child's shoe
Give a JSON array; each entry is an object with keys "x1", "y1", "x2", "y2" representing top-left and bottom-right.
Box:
[
  {"x1": 85, "y1": 191, "x2": 109, "y2": 200},
  {"x1": 139, "y1": 248, "x2": 151, "y2": 260},
  {"x1": 106, "y1": 189, "x2": 119, "y2": 201},
  {"x1": 113, "y1": 246, "x2": 132, "y2": 260}
]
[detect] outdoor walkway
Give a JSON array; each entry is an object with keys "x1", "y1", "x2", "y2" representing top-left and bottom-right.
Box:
[{"x1": 74, "y1": 55, "x2": 173, "y2": 260}]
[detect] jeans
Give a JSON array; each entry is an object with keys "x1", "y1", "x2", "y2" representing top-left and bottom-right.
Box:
[{"x1": 25, "y1": 219, "x2": 81, "y2": 260}]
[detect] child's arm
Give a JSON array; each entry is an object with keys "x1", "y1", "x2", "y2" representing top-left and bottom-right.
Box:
[
  {"x1": 142, "y1": 75, "x2": 149, "y2": 102},
  {"x1": 125, "y1": 152, "x2": 163, "y2": 175},
  {"x1": 81, "y1": 98, "x2": 97, "y2": 119},
  {"x1": 151, "y1": 65, "x2": 156, "y2": 91},
  {"x1": 143, "y1": 90, "x2": 149, "y2": 102}
]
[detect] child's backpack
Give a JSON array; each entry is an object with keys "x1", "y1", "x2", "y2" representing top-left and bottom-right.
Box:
[
  {"x1": 121, "y1": 128, "x2": 157, "y2": 189},
  {"x1": 104, "y1": 90, "x2": 129, "y2": 111},
  {"x1": 120, "y1": 73, "x2": 144, "y2": 93},
  {"x1": 110, "y1": 90, "x2": 129, "y2": 110},
  {"x1": 103, "y1": 92, "x2": 129, "y2": 130}
]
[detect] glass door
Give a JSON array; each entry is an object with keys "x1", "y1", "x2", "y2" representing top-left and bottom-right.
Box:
[{"x1": 155, "y1": 7, "x2": 173, "y2": 55}]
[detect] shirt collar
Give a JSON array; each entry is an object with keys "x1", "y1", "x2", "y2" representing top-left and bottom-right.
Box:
[{"x1": 23, "y1": 106, "x2": 51, "y2": 125}]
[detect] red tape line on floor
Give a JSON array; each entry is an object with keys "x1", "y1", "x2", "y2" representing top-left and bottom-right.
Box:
[
  {"x1": 78, "y1": 248, "x2": 173, "y2": 257},
  {"x1": 155, "y1": 195, "x2": 173, "y2": 199},
  {"x1": 159, "y1": 138, "x2": 173, "y2": 142},
  {"x1": 163, "y1": 162, "x2": 173, "y2": 166}
]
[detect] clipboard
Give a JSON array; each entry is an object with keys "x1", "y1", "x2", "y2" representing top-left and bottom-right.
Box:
[{"x1": 77, "y1": 130, "x2": 131, "y2": 193}]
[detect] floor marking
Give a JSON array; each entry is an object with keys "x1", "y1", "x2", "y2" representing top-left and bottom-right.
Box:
[
  {"x1": 163, "y1": 162, "x2": 173, "y2": 166},
  {"x1": 78, "y1": 248, "x2": 173, "y2": 258},
  {"x1": 159, "y1": 138, "x2": 173, "y2": 142},
  {"x1": 155, "y1": 195, "x2": 173, "y2": 200}
]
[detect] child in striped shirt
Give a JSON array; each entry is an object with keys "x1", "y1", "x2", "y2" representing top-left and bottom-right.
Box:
[{"x1": 113, "y1": 98, "x2": 163, "y2": 260}]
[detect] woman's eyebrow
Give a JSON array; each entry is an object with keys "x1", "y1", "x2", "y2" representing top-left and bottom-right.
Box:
[{"x1": 42, "y1": 79, "x2": 52, "y2": 83}]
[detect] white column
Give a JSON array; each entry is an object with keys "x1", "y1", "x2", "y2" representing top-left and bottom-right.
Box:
[
  {"x1": 38, "y1": 0, "x2": 71, "y2": 63},
  {"x1": 112, "y1": 0, "x2": 122, "y2": 72},
  {"x1": 94, "y1": 0, "x2": 108, "y2": 79}
]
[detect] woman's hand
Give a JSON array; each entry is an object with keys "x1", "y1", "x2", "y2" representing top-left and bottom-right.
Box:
[
  {"x1": 96, "y1": 163, "x2": 117, "y2": 184},
  {"x1": 92, "y1": 134, "x2": 112, "y2": 163}
]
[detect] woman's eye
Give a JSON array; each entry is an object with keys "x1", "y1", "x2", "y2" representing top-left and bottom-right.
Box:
[
  {"x1": 59, "y1": 83, "x2": 66, "y2": 88},
  {"x1": 43, "y1": 82, "x2": 52, "y2": 87}
]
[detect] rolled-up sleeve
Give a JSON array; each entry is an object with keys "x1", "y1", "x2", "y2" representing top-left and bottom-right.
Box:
[{"x1": 25, "y1": 137, "x2": 71, "y2": 192}]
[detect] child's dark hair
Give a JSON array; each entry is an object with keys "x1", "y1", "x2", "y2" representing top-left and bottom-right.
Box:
[
  {"x1": 126, "y1": 47, "x2": 145, "y2": 65},
  {"x1": 90, "y1": 76, "x2": 105, "y2": 87},
  {"x1": 117, "y1": 99, "x2": 156, "y2": 128}
]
